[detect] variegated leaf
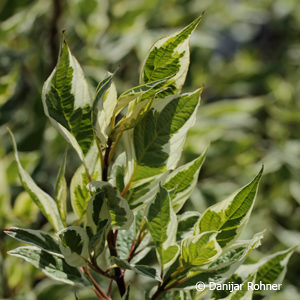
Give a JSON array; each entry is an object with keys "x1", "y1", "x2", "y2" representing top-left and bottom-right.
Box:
[
  {"x1": 88, "y1": 181, "x2": 133, "y2": 229},
  {"x1": 113, "y1": 77, "x2": 173, "y2": 135},
  {"x1": 215, "y1": 274, "x2": 256, "y2": 300},
  {"x1": 70, "y1": 165, "x2": 90, "y2": 219},
  {"x1": 235, "y1": 246, "x2": 297, "y2": 295},
  {"x1": 8, "y1": 246, "x2": 87, "y2": 286},
  {"x1": 127, "y1": 172, "x2": 169, "y2": 210},
  {"x1": 9, "y1": 130, "x2": 63, "y2": 232},
  {"x1": 55, "y1": 151, "x2": 67, "y2": 226},
  {"x1": 146, "y1": 186, "x2": 177, "y2": 266},
  {"x1": 94, "y1": 74, "x2": 118, "y2": 145},
  {"x1": 4, "y1": 227, "x2": 61, "y2": 256},
  {"x1": 114, "y1": 77, "x2": 171, "y2": 116},
  {"x1": 195, "y1": 167, "x2": 263, "y2": 247},
  {"x1": 181, "y1": 231, "x2": 222, "y2": 266},
  {"x1": 140, "y1": 16, "x2": 202, "y2": 97},
  {"x1": 57, "y1": 226, "x2": 89, "y2": 267},
  {"x1": 177, "y1": 211, "x2": 201, "y2": 241},
  {"x1": 109, "y1": 151, "x2": 126, "y2": 191},
  {"x1": 114, "y1": 17, "x2": 202, "y2": 136},
  {"x1": 42, "y1": 40, "x2": 94, "y2": 162},
  {"x1": 125, "y1": 89, "x2": 201, "y2": 186},
  {"x1": 84, "y1": 188, "x2": 111, "y2": 257},
  {"x1": 112, "y1": 257, "x2": 161, "y2": 281},
  {"x1": 207, "y1": 231, "x2": 264, "y2": 272},
  {"x1": 172, "y1": 232, "x2": 264, "y2": 290},
  {"x1": 163, "y1": 148, "x2": 207, "y2": 212},
  {"x1": 70, "y1": 144, "x2": 100, "y2": 220},
  {"x1": 162, "y1": 244, "x2": 180, "y2": 268},
  {"x1": 116, "y1": 229, "x2": 135, "y2": 261},
  {"x1": 85, "y1": 189, "x2": 111, "y2": 235}
]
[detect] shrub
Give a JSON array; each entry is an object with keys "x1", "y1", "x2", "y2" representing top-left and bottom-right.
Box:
[{"x1": 5, "y1": 17, "x2": 296, "y2": 299}]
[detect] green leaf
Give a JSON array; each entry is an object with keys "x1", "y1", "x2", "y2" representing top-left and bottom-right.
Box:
[
  {"x1": 217, "y1": 274, "x2": 256, "y2": 300},
  {"x1": 4, "y1": 227, "x2": 61, "y2": 256},
  {"x1": 94, "y1": 74, "x2": 118, "y2": 145},
  {"x1": 116, "y1": 224, "x2": 135, "y2": 260},
  {"x1": 114, "y1": 77, "x2": 171, "y2": 116},
  {"x1": 88, "y1": 221, "x2": 110, "y2": 258},
  {"x1": 176, "y1": 211, "x2": 201, "y2": 241},
  {"x1": 163, "y1": 148, "x2": 207, "y2": 212},
  {"x1": 130, "y1": 89, "x2": 201, "y2": 185},
  {"x1": 235, "y1": 246, "x2": 297, "y2": 294},
  {"x1": 42, "y1": 40, "x2": 94, "y2": 161},
  {"x1": 147, "y1": 186, "x2": 176, "y2": 246},
  {"x1": 112, "y1": 257, "x2": 161, "y2": 281},
  {"x1": 93, "y1": 73, "x2": 114, "y2": 124},
  {"x1": 146, "y1": 186, "x2": 178, "y2": 266},
  {"x1": 8, "y1": 246, "x2": 87, "y2": 286},
  {"x1": 113, "y1": 77, "x2": 174, "y2": 135},
  {"x1": 207, "y1": 231, "x2": 264, "y2": 271},
  {"x1": 127, "y1": 172, "x2": 169, "y2": 209},
  {"x1": 70, "y1": 165, "x2": 90, "y2": 219},
  {"x1": 195, "y1": 167, "x2": 263, "y2": 247},
  {"x1": 181, "y1": 231, "x2": 222, "y2": 266},
  {"x1": 140, "y1": 16, "x2": 202, "y2": 97},
  {"x1": 57, "y1": 226, "x2": 89, "y2": 267},
  {"x1": 162, "y1": 244, "x2": 180, "y2": 268},
  {"x1": 110, "y1": 151, "x2": 126, "y2": 192},
  {"x1": 8, "y1": 130, "x2": 63, "y2": 232},
  {"x1": 85, "y1": 188, "x2": 111, "y2": 257},
  {"x1": 114, "y1": 97, "x2": 154, "y2": 135},
  {"x1": 174, "y1": 232, "x2": 264, "y2": 290},
  {"x1": 70, "y1": 147, "x2": 100, "y2": 220},
  {"x1": 88, "y1": 181, "x2": 133, "y2": 229},
  {"x1": 55, "y1": 151, "x2": 67, "y2": 226},
  {"x1": 85, "y1": 189, "x2": 111, "y2": 235}
]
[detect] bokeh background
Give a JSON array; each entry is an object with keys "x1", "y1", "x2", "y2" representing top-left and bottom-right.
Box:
[{"x1": 0, "y1": 0, "x2": 299, "y2": 299}]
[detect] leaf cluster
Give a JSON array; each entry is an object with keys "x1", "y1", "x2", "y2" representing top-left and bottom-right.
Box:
[{"x1": 5, "y1": 17, "x2": 296, "y2": 300}]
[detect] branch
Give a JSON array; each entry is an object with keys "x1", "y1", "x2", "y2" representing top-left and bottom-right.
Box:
[
  {"x1": 107, "y1": 230, "x2": 126, "y2": 296},
  {"x1": 102, "y1": 138, "x2": 112, "y2": 181},
  {"x1": 127, "y1": 226, "x2": 147, "y2": 262},
  {"x1": 82, "y1": 267, "x2": 110, "y2": 300},
  {"x1": 93, "y1": 288, "x2": 106, "y2": 300},
  {"x1": 101, "y1": 125, "x2": 126, "y2": 296},
  {"x1": 150, "y1": 265, "x2": 188, "y2": 299},
  {"x1": 107, "y1": 279, "x2": 113, "y2": 297},
  {"x1": 88, "y1": 260, "x2": 115, "y2": 280},
  {"x1": 108, "y1": 133, "x2": 122, "y2": 165}
]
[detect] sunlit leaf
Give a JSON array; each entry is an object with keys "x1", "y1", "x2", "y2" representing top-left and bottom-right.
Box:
[
  {"x1": 9, "y1": 130, "x2": 63, "y2": 232},
  {"x1": 8, "y1": 246, "x2": 87, "y2": 286},
  {"x1": 195, "y1": 167, "x2": 263, "y2": 247}
]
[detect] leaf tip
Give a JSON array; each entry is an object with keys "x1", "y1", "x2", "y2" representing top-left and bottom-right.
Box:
[
  {"x1": 257, "y1": 164, "x2": 264, "y2": 178},
  {"x1": 202, "y1": 143, "x2": 210, "y2": 155},
  {"x1": 7, "y1": 128, "x2": 18, "y2": 158},
  {"x1": 192, "y1": 14, "x2": 203, "y2": 28},
  {"x1": 2, "y1": 228, "x2": 11, "y2": 234}
]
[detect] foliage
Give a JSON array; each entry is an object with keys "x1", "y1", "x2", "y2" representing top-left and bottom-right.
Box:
[{"x1": 4, "y1": 17, "x2": 297, "y2": 300}]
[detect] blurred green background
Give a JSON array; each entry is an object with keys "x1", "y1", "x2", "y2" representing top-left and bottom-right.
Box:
[{"x1": 0, "y1": 0, "x2": 299, "y2": 299}]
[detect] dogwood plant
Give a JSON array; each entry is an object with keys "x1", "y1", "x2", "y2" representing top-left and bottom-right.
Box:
[{"x1": 5, "y1": 17, "x2": 295, "y2": 299}]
